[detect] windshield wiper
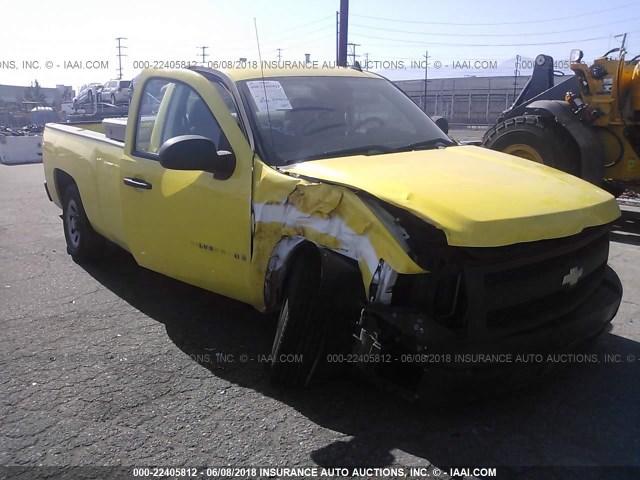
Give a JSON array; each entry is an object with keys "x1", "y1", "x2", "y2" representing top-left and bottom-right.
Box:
[
  {"x1": 287, "y1": 145, "x2": 394, "y2": 163},
  {"x1": 392, "y1": 138, "x2": 457, "y2": 153}
]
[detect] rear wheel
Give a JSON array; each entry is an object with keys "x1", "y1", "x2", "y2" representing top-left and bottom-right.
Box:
[
  {"x1": 62, "y1": 184, "x2": 103, "y2": 261},
  {"x1": 483, "y1": 115, "x2": 580, "y2": 176}
]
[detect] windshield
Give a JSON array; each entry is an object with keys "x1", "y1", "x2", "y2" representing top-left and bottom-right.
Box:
[{"x1": 237, "y1": 76, "x2": 453, "y2": 166}]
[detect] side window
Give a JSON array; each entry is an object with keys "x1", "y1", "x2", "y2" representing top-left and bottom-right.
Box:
[
  {"x1": 134, "y1": 78, "x2": 232, "y2": 159},
  {"x1": 134, "y1": 78, "x2": 175, "y2": 156},
  {"x1": 212, "y1": 83, "x2": 238, "y2": 117},
  {"x1": 161, "y1": 84, "x2": 230, "y2": 151}
]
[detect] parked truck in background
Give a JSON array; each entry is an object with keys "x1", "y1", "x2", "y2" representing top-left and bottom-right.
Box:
[{"x1": 43, "y1": 67, "x2": 623, "y2": 388}]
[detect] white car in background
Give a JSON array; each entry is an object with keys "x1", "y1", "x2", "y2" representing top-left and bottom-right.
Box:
[
  {"x1": 101, "y1": 79, "x2": 132, "y2": 105},
  {"x1": 72, "y1": 83, "x2": 102, "y2": 110}
]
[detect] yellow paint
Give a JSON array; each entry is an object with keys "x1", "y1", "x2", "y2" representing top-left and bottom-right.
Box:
[
  {"x1": 288, "y1": 184, "x2": 343, "y2": 218},
  {"x1": 249, "y1": 159, "x2": 428, "y2": 300},
  {"x1": 285, "y1": 145, "x2": 620, "y2": 247},
  {"x1": 221, "y1": 67, "x2": 381, "y2": 82},
  {"x1": 148, "y1": 83, "x2": 175, "y2": 153},
  {"x1": 43, "y1": 67, "x2": 622, "y2": 314}
]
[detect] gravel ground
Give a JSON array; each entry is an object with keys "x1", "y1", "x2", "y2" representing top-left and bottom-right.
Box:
[{"x1": 1, "y1": 164, "x2": 639, "y2": 479}]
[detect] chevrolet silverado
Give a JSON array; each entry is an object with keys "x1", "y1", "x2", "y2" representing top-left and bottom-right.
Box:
[{"x1": 43, "y1": 67, "x2": 623, "y2": 387}]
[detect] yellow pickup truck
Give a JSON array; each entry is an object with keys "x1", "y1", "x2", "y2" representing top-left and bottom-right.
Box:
[{"x1": 43, "y1": 67, "x2": 623, "y2": 387}]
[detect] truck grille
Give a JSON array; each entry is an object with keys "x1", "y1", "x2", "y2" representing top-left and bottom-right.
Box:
[
  {"x1": 392, "y1": 224, "x2": 612, "y2": 341},
  {"x1": 482, "y1": 236, "x2": 608, "y2": 336},
  {"x1": 464, "y1": 226, "x2": 611, "y2": 339}
]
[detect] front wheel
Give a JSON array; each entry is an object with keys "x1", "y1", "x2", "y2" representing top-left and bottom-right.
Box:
[
  {"x1": 269, "y1": 258, "x2": 326, "y2": 387},
  {"x1": 62, "y1": 184, "x2": 103, "y2": 261}
]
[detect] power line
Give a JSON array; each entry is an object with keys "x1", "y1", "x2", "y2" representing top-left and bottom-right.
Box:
[
  {"x1": 349, "y1": 30, "x2": 640, "y2": 47},
  {"x1": 350, "y1": 3, "x2": 637, "y2": 26},
  {"x1": 350, "y1": 16, "x2": 640, "y2": 37},
  {"x1": 261, "y1": 24, "x2": 334, "y2": 46},
  {"x1": 286, "y1": 33, "x2": 335, "y2": 48},
  {"x1": 260, "y1": 17, "x2": 334, "y2": 43}
]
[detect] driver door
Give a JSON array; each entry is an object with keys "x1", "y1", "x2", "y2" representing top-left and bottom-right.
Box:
[{"x1": 120, "y1": 72, "x2": 255, "y2": 303}]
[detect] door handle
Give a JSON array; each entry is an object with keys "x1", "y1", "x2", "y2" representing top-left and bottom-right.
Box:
[{"x1": 123, "y1": 177, "x2": 152, "y2": 190}]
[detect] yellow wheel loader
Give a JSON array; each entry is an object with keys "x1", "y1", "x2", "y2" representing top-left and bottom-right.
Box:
[{"x1": 483, "y1": 46, "x2": 640, "y2": 195}]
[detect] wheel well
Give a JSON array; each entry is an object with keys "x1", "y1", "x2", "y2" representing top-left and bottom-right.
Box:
[
  {"x1": 53, "y1": 169, "x2": 76, "y2": 202},
  {"x1": 264, "y1": 239, "x2": 365, "y2": 313},
  {"x1": 265, "y1": 240, "x2": 321, "y2": 312},
  {"x1": 523, "y1": 101, "x2": 605, "y2": 184}
]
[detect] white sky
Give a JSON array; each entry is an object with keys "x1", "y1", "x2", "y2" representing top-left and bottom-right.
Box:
[{"x1": 1, "y1": 0, "x2": 638, "y2": 90}]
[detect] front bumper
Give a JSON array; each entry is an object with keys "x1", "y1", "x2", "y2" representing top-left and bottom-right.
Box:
[{"x1": 362, "y1": 265, "x2": 622, "y2": 373}]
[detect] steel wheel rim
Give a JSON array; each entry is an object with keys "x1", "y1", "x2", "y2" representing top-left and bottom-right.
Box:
[
  {"x1": 66, "y1": 200, "x2": 81, "y2": 248},
  {"x1": 503, "y1": 144, "x2": 544, "y2": 164}
]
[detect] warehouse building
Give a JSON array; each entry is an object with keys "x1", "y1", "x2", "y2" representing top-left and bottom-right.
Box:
[{"x1": 394, "y1": 75, "x2": 531, "y2": 125}]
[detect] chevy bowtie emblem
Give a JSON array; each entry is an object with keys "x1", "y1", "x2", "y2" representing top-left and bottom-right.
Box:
[{"x1": 562, "y1": 266, "x2": 584, "y2": 287}]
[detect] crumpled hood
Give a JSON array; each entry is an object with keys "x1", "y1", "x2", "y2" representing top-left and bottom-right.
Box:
[{"x1": 284, "y1": 145, "x2": 620, "y2": 247}]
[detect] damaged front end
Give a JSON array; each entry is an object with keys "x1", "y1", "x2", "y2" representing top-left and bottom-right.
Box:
[{"x1": 353, "y1": 203, "x2": 622, "y2": 386}]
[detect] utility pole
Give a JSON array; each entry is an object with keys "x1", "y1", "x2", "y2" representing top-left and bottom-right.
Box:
[
  {"x1": 423, "y1": 50, "x2": 430, "y2": 113},
  {"x1": 338, "y1": 0, "x2": 349, "y2": 67},
  {"x1": 198, "y1": 46, "x2": 209, "y2": 65},
  {"x1": 276, "y1": 48, "x2": 283, "y2": 62},
  {"x1": 347, "y1": 42, "x2": 360, "y2": 67},
  {"x1": 115, "y1": 37, "x2": 127, "y2": 80},
  {"x1": 335, "y1": 11, "x2": 340, "y2": 64},
  {"x1": 513, "y1": 55, "x2": 521, "y2": 100},
  {"x1": 614, "y1": 33, "x2": 628, "y2": 56},
  {"x1": 363, "y1": 53, "x2": 369, "y2": 71}
]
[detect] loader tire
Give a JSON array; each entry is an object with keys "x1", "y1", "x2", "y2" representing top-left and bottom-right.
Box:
[{"x1": 483, "y1": 115, "x2": 580, "y2": 176}]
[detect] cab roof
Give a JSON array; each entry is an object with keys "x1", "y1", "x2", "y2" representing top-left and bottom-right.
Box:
[{"x1": 217, "y1": 67, "x2": 383, "y2": 82}]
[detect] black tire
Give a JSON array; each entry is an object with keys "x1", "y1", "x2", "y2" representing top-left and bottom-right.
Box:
[
  {"x1": 269, "y1": 257, "x2": 326, "y2": 387},
  {"x1": 483, "y1": 115, "x2": 580, "y2": 176},
  {"x1": 62, "y1": 184, "x2": 103, "y2": 262}
]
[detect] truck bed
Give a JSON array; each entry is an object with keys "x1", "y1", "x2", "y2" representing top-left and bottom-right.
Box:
[{"x1": 43, "y1": 119, "x2": 129, "y2": 248}]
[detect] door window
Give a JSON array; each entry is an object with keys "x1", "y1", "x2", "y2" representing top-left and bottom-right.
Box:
[{"x1": 134, "y1": 78, "x2": 231, "y2": 158}]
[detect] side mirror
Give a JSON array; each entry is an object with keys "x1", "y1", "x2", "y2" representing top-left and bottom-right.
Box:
[
  {"x1": 431, "y1": 115, "x2": 449, "y2": 134},
  {"x1": 158, "y1": 135, "x2": 236, "y2": 180}
]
